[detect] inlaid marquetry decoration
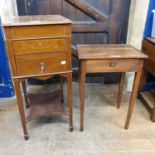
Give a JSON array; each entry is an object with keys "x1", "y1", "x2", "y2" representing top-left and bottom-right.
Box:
[{"x1": 13, "y1": 39, "x2": 66, "y2": 54}]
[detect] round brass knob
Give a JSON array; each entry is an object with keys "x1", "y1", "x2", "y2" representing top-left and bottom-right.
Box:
[{"x1": 109, "y1": 62, "x2": 116, "y2": 67}]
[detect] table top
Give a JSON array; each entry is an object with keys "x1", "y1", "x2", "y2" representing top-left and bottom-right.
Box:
[
  {"x1": 77, "y1": 44, "x2": 148, "y2": 60},
  {"x1": 145, "y1": 38, "x2": 155, "y2": 45},
  {"x1": 2, "y1": 15, "x2": 72, "y2": 27}
]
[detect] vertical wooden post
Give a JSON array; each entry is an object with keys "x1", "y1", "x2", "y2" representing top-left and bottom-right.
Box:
[
  {"x1": 67, "y1": 73, "x2": 73, "y2": 131},
  {"x1": 117, "y1": 72, "x2": 125, "y2": 108},
  {"x1": 13, "y1": 79, "x2": 28, "y2": 140},
  {"x1": 79, "y1": 61, "x2": 86, "y2": 131},
  {"x1": 125, "y1": 67, "x2": 143, "y2": 129}
]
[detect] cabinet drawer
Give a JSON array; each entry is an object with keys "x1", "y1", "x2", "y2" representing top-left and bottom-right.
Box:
[
  {"x1": 86, "y1": 59, "x2": 142, "y2": 73},
  {"x1": 11, "y1": 25, "x2": 70, "y2": 39},
  {"x1": 16, "y1": 53, "x2": 67, "y2": 76},
  {"x1": 13, "y1": 38, "x2": 67, "y2": 55}
]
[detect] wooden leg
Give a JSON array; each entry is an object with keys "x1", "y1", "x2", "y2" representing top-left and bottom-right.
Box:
[
  {"x1": 60, "y1": 76, "x2": 64, "y2": 103},
  {"x1": 117, "y1": 72, "x2": 125, "y2": 109},
  {"x1": 150, "y1": 108, "x2": 155, "y2": 122},
  {"x1": 13, "y1": 79, "x2": 29, "y2": 140},
  {"x1": 22, "y1": 80, "x2": 29, "y2": 108},
  {"x1": 67, "y1": 73, "x2": 73, "y2": 131},
  {"x1": 79, "y1": 61, "x2": 86, "y2": 131},
  {"x1": 125, "y1": 68, "x2": 143, "y2": 129},
  {"x1": 139, "y1": 68, "x2": 147, "y2": 92}
]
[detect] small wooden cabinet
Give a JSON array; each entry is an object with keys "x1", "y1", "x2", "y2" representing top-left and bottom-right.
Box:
[
  {"x1": 3, "y1": 15, "x2": 73, "y2": 140},
  {"x1": 140, "y1": 38, "x2": 155, "y2": 122}
]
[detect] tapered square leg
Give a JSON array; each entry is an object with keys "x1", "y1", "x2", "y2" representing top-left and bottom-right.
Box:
[
  {"x1": 60, "y1": 76, "x2": 64, "y2": 103},
  {"x1": 125, "y1": 68, "x2": 143, "y2": 129},
  {"x1": 22, "y1": 80, "x2": 29, "y2": 108},
  {"x1": 67, "y1": 73, "x2": 73, "y2": 131},
  {"x1": 117, "y1": 72, "x2": 125, "y2": 108},
  {"x1": 14, "y1": 79, "x2": 29, "y2": 140},
  {"x1": 79, "y1": 61, "x2": 86, "y2": 131}
]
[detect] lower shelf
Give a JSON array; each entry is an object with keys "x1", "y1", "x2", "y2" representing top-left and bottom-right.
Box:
[
  {"x1": 141, "y1": 91, "x2": 155, "y2": 122},
  {"x1": 26, "y1": 90, "x2": 66, "y2": 122}
]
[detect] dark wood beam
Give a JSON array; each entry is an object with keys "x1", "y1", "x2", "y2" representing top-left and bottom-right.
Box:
[
  {"x1": 65, "y1": 0, "x2": 108, "y2": 21},
  {"x1": 72, "y1": 22, "x2": 108, "y2": 32}
]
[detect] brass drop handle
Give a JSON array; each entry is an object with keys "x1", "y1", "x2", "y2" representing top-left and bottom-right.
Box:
[
  {"x1": 40, "y1": 62, "x2": 45, "y2": 73},
  {"x1": 109, "y1": 62, "x2": 116, "y2": 67}
]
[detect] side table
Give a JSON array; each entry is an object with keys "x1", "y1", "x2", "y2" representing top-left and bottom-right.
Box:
[
  {"x1": 77, "y1": 44, "x2": 148, "y2": 131},
  {"x1": 3, "y1": 15, "x2": 73, "y2": 140}
]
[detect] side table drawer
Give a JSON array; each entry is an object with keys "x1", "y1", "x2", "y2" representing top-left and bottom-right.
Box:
[
  {"x1": 13, "y1": 38, "x2": 67, "y2": 55},
  {"x1": 11, "y1": 25, "x2": 69, "y2": 39},
  {"x1": 86, "y1": 59, "x2": 142, "y2": 73},
  {"x1": 16, "y1": 53, "x2": 67, "y2": 76}
]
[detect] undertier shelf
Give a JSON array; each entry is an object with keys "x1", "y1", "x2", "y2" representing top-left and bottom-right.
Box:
[
  {"x1": 141, "y1": 91, "x2": 155, "y2": 122},
  {"x1": 141, "y1": 91, "x2": 155, "y2": 111},
  {"x1": 26, "y1": 90, "x2": 66, "y2": 122}
]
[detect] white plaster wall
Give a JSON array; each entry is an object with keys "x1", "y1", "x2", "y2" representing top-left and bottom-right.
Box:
[
  {"x1": 127, "y1": 0, "x2": 150, "y2": 49},
  {"x1": 0, "y1": 0, "x2": 18, "y2": 22},
  {"x1": 126, "y1": 0, "x2": 150, "y2": 92}
]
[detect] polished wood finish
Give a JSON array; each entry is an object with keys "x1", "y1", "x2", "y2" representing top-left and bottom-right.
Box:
[
  {"x1": 16, "y1": 53, "x2": 67, "y2": 76},
  {"x1": 67, "y1": 73, "x2": 73, "y2": 131},
  {"x1": 3, "y1": 15, "x2": 73, "y2": 139},
  {"x1": 140, "y1": 38, "x2": 155, "y2": 122},
  {"x1": 79, "y1": 61, "x2": 86, "y2": 131},
  {"x1": 77, "y1": 44, "x2": 147, "y2": 59},
  {"x1": 86, "y1": 59, "x2": 142, "y2": 73},
  {"x1": 125, "y1": 69, "x2": 143, "y2": 129},
  {"x1": 144, "y1": 38, "x2": 155, "y2": 45},
  {"x1": 77, "y1": 44, "x2": 147, "y2": 131},
  {"x1": 11, "y1": 25, "x2": 70, "y2": 39},
  {"x1": 13, "y1": 79, "x2": 29, "y2": 140},
  {"x1": 3, "y1": 15, "x2": 71, "y2": 27}
]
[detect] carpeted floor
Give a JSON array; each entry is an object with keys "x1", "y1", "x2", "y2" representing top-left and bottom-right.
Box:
[{"x1": 0, "y1": 83, "x2": 155, "y2": 155}]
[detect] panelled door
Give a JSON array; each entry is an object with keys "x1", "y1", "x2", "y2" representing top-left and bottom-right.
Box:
[{"x1": 17, "y1": 0, "x2": 131, "y2": 82}]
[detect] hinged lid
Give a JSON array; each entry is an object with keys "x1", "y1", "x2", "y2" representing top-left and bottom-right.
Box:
[{"x1": 2, "y1": 15, "x2": 72, "y2": 27}]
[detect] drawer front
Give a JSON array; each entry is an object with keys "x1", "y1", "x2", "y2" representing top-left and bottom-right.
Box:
[
  {"x1": 16, "y1": 53, "x2": 67, "y2": 76},
  {"x1": 86, "y1": 59, "x2": 142, "y2": 73},
  {"x1": 11, "y1": 25, "x2": 70, "y2": 39},
  {"x1": 13, "y1": 38, "x2": 67, "y2": 55}
]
